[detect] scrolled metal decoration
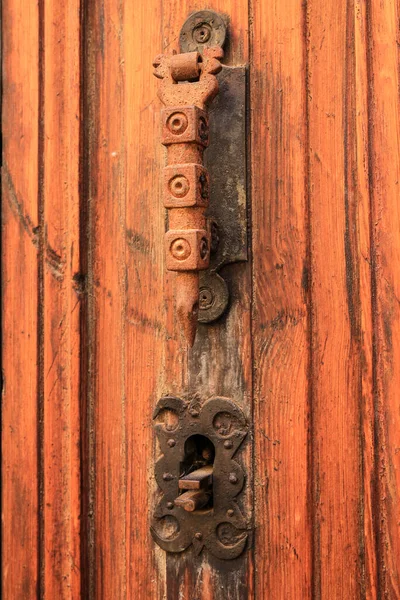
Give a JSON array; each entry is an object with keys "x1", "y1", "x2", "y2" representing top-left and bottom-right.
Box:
[{"x1": 151, "y1": 395, "x2": 250, "y2": 559}]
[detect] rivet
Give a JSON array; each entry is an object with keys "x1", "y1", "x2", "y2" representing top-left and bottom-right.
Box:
[
  {"x1": 163, "y1": 472, "x2": 173, "y2": 481},
  {"x1": 227, "y1": 509, "x2": 234, "y2": 517},
  {"x1": 199, "y1": 286, "x2": 214, "y2": 310},
  {"x1": 229, "y1": 473, "x2": 238, "y2": 484},
  {"x1": 167, "y1": 111, "x2": 188, "y2": 135},
  {"x1": 193, "y1": 23, "x2": 211, "y2": 44},
  {"x1": 167, "y1": 501, "x2": 174, "y2": 509},
  {"x1": 169, "y1": 175, "x2": 189, "y2": 198},
  {"x1": 170, "y1": 238, "x2": 191, "y2": 261},
  {"x1": 199, "y1": 237, "x2": 208, "y2": 260},
  {"x1": 167, "y1": 438, "x2": 176, "y2": 448},
  {"x1": 194, "y1": 532, "x2": 203, "y2": 540},
  {"x1": 190, "y1": 409, "x2": 200, "y2": 417},
  {"x1": 224, "y1": 439, "x2": 233, "y2": 449}
]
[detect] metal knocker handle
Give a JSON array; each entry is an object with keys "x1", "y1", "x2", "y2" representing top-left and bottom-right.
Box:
[{"x1": 153, "y1": 45, "x2": 224, "y2": 346}]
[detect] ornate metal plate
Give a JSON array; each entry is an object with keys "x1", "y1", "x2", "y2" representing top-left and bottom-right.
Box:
[{"x1": 151, "y1": 396, "x2": 249, "y2": 559}]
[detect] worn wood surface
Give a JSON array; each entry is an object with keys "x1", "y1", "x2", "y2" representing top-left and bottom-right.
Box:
[
  {"x1": 251, "y1": 0, "x2": 312, "y2": 597},
  {"x1": 2, "y1": 0, "x2": 400, "y2": 598},
  {"x1": 42, "y1": 0, "x2": 82, "y2": 596},
  {"x1": 307, "y1": 2, "x2": 365, "y2": 596},
  {"x1": 2, "y1": 1, "x2": 40, "y2": 597},
  {"x1": 367, "y1": 0, "x2": 400, "y2": 596}
]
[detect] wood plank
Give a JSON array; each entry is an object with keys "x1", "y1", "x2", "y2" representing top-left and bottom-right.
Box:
[
  {"x1": 306, "y1": 0, "x2": 366, "y2": 596},
  {"x1": 1, "y1": 1, "x2": 40, "y2": 597},
  {"x1": 42, "y1": 0, "x2": 82, "y2": 596},
  {"x1": 353, "y1": 1, "x2": 378, "y2": 596},
  {"x1": 86, "y1": 0, "x2": 128, "y2": 596},
  {"x1": 250, "y1": 0, "x2": 312, "y2": 597},
  {"x1": 159, "y1": 1, "x2": 253, "y2": 599},
  {"x1": 366, "y1": 0, "x2": 400, "y2": 596},
  {"x1": 124, "y1": 0, "x2": 165, "y2": 596}
]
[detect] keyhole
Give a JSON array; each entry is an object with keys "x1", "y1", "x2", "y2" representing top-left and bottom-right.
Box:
[{"x1": 178, "y1": 434, "x2": 215, "y2": 511}]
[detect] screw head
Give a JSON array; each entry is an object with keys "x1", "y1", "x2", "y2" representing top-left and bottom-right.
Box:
[
  {"x1": 167, "y1": 438, "x2": 176, "y2": 448},
  {"x1": 163, "y1": 472, "x2": 173, "y2": 481},
  {"x1": 170, "y1": 238, "x2": 191, "y2": 261},
  {"x1": 167, "y1": 501, "x2": 174, "y2": 509},
  {"x1": 227, "y1": 509, "x2": 234, "y2": 517},
  {"x1": 167, "y1": 111, "x2": 188, "y2": 135},
  {"x1": 194, "y1": 532, "x2": 203, "y2": 540},
  {"x1": 229, "y1": 473, "x2": 238, "y2": 484},
  {"x1": 224, "y1": 439, "x2": 233, "y2": 449},
  {"x1": 199, "y1": 286, "x2": 214, "y2": 310},
  {"x1": 193, "y1": 23, "x2": 212, "y2": 44}
]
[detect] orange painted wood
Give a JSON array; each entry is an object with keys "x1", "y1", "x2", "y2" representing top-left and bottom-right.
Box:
[
  {"x1": 2, "y1": 0, "x2": 40, "y2": 597},
  {"x1": 353, "y1": 1, "x2": 378, "y2": 596},
  {"x1": 250, "y1": 1, "x2": 312, "y2": 597},
  {"x1": 86, "y1": 1, "x2": 130, "y2": 597},
  {"x1": 42, "y1": 0, "x2": 82, "y2": 596},
  {"x1": 125, "y1": 1, "x2": 165, "y2": 597},
  {"x1": 367, "y1": 0, "x2": 400, "y2": 596},
  {"x1": 306, "y1": 1, "x2": 365, "y2": 596},
  {"x1": 3, "y1": 0, "x2": 400, "y2": 598}
]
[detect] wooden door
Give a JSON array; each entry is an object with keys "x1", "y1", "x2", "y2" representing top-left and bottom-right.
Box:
[{"x1": 2, "y1": 0, "x2": 400, "y2": 598}]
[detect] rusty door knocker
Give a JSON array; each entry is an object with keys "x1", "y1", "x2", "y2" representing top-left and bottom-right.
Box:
[{"x1": 153, "y1": 45, "x2": 223, "y2": 346}]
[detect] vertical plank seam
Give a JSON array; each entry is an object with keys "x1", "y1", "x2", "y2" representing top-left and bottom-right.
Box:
[
  {"x1": 79, "y1": 0, "x2": 96, "y2": 595},
  {"x1": 37, "y1": 0, "x2": 45, "y2": 596},
  {"x1": 119, "y1": 0, "x2": 127, "y2": 595},
  {"x1": 364, "y1": 0, "x2": 382, "y2": 595},
  {"x1": 343, "y1": 1, "x2": 366, "y2": 597},
  {"x1": 79, "y1": 0, "x2": 95, "y2": 596},
  {"x1": 303, "y1": 1, "x2": 317, "y2": 598}
]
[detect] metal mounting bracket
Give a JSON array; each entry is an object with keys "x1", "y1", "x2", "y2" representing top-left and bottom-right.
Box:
[
  {"x1": 153, "y1": 11, "x2": 248, "y2": 344},
  {"x1": 199, "y1": 63, "x2": 248, "y2": 324}
]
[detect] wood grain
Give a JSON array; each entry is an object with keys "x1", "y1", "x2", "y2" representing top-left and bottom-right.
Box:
[
  {"x1": 86, "y1": 0, "x2": 129, "y2": 597},
  {"x1": 3, "y1": 0, "x2": 400, "y2": 598},
  {"x1": 306, "y1": 0, "x2": 365, "y2": 596},
  {"x1": 366, "y1": 0, "x2": 400, "y2": 596},
  {"x1": 353, "y1": 1, "x2": 377, "y2": 596},
  {"x1": 125, "y1": 0, "x2": 164, "y2": 596},
  {"x1": 42, "y1": 0, "x2": 82, "y2": 596},
  {"x1": 250, "y1": 0, "x2": 312, "y2": 597},
  {"x1": 2, "y1": 0, "x2": 40, "y2": 597}
]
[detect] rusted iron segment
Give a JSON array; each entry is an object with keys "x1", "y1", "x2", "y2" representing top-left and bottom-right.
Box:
[
  {"x1": 153, "y1": 47, "x2": 223, "y2": 345},
  {"x1": 178, "y1": 465, "x2": 213, "y2": 490},
  {"x1": 174, "y1": 490, "x2": 210, "y2": 512}
]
